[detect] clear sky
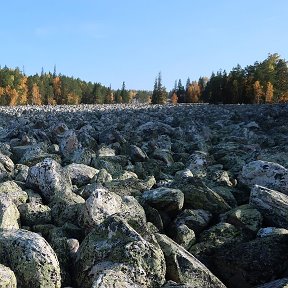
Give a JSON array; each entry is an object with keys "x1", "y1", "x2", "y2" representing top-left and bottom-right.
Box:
[{"x1": 1, "y1": 0, "x2": 288, "y2": 90}]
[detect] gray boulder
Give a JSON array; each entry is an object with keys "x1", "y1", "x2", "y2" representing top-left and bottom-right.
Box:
[
  {"x1": 213, "y1": 233, "x2": 288, "y2": 288},
  {"x1": 0, "y1": 153, "x2": 14, "y2": 181},
  {"x1": 0, "y1": 181, "x2": 28, "y2": 206},
  {"x1": 0, "y1": 196, "x2": 20, "y2": 229},
  {"x1": 63, "y1": 163, "x2": 98, "y2": 186},
  {"x1": 189, "y1": 222, "x2": 246, "y2": 258},
  {"x1": 79, "y1": 187, "x2": 146, "y2": 232},
  {"x1": 172, "y1": 178, "x2": 230, "y2": 215},
  {"x1": 26, "y1": 158, "x2": 73, "y2": 202},
  {"x1": 174, "y1": 209, "x2": 212, "y2": 234},
  {"x1": 239, "y1": 160, "x2": 288, "y2": 194},
  {"x1": 18, "y1": 202, "x2": 51, "y2": 226},
  {"x1": 0, "y1": 229, "x2": 61, "y2": 287},
  {"x1": 250, "y1": 185, "x2": 288, "y2": 228},
  {"x1": 0, "y1": 264, "x2": 17, "y2": 288},
  {"x1": 155, "y1": 233, "x2": 227, "y2": 288},
  {"x1": 220, "y1": 204, "x2": 263, "y2": 236},
  {"x1": 75, "y1": 216, "x2": 166, "y2": 288},
  {"x1": 142, "y1": 187, "x2": 184, "y2": 213}
]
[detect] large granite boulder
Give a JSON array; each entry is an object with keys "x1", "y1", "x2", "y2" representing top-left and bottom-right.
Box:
[
  {"x1": 75, "y1": 216, "x2": 166, "y2": 288},
  {"x1": 173, "y1": 209, "x2": 212, "y2": 234},
  {"x1": 0, "y1": 229, "x2": 61, "y2": 287},
  {"x1": 78, "y1": 187, "x2": 146, "y2": 232},
  {"x1": 63, "y1": 163, "x2": 99, "y2": 186},
  {"x1": 239, "y1": 160, "x2": 288, "y2": 194},
  {"x1": 142, "y1": 187, "x2": 184, "y2": 213},
  {"x1": 249, "y1": 185, "x2": 288, "y2": 228},
  {"x1": 26, "y1": 158, "x2": 73, "y2": 202},
  {"x1": 155, "y1": 233, "x2": 227, "y2": 288},
  {"x1": 220, "y1": 204, "x2": 263, "y2": 236},
  {"x1": 213, "y1": 233, "x2": 288, "y2": 288},
  {"x1": 172, "y1": 177, "x2": 231, "y2": 215}
]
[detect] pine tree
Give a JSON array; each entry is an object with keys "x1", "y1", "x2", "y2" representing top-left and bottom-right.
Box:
[
  {"x1": 120, "y1": 81, "x2": 129, "y2": 103},
  {"x1": 151, "y1": 72, "x2": 167, "y2": 104}
]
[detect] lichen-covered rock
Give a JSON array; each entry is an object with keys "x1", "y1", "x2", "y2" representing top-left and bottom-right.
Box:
[
  {"x1": 63, "y1": 163, "x2": 99, "y2": 186},
  {"x1": 18, "y1": 202, "x2": 51, "y2": 226},
  {"x1": 142, "y1": 187, "x2": 184, "y2": 213},
  {"x1": 239, "y1": 160, "x2": 288, "y2": 194},
  {"x1": 0, "y1": 153, "x2": 14, "y2": 181},
  {"x1": 174, "y1": 209, "x2": 212, "y2": 234},
  {"x1": 249, "y1": 185, "x2": 288, "y2": 228},
  {"x1": 0, "y1": 229, "x2": 61, "y2": 287},
  {"x1": 189, "y1": 222, "x2": 246, "y2": 257},
  {"x1": 155, "y1": 233, "x2": 227, "y2": 288},
  {"x1": 187, "y1": 151, "x2": 210, "y2": 178},
  {"x1": 94, "y1": 168, "x2": 113, "y2": 184},
  {"x1": 172, "y1": 178, "x2": 231, "y2": 215},
  {"x1": 220, "y1": 204, "x2": 263, "y2": 236},
  {"x1": 13, "y1": 163, "x2": 29, "y2": 182},
  {"x1": 0, "y1": 264, "x2": 17, "y2": 288},
  {"x1": 173, "y1": 224, "x2": 196, "y2": 250},
  {"x1": 49, "y1": 192, "x2": 85, "y2": 226},
  {"x1": 0, "y1": 196, "x2": 20, "y2": 229},
  {"x1": 18, "y1": 144, "x2": 60, "y2": 166},
  {"x1": 26, "y1": 158, "x2": 73, "y2": 202},
  {"x1": 0, "y1": 180, "x2": 28, "y2": 206},
  {"x1": 213, "y1": 234, "x2": 288, "y2": 288},
  {"x1": 129, "y1": 144, "x2": 147, "y2": 162},
  {"x1": 78, "y1": 187, "x2": 146, "y2": 232},
  {"x1": 152, "y1": 149, "x2": 174, "y2": 166},
  {"x1": 104, "y1": 175, "x2": 156, "y2": 197},
  {"x1": 59, "y1": 129, "x2": 81, "y2": 161},
  {"x1": 75, "y1": 216, "x2": 166, "y2": 288}
]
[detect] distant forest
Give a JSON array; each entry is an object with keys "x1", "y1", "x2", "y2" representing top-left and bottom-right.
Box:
[{"x1": 0, "y1": 53, "x2": 288, "y2": 106}]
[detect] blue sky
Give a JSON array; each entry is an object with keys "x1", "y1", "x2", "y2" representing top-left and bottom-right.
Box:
[{"x1": 1, "y1": 0, "x2": 288, "y2": 90}]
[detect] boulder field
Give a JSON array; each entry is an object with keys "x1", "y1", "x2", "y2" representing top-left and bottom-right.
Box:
[{"x1": 0, "y1": 103, "x2": 288, "y2": 288}]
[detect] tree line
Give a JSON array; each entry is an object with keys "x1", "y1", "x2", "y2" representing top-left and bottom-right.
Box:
[
  {"x1": 161, "y1": 53, "x2": 288, "y2": 105},
  {"x1": 1, "y1": 53, "x2": 288, "y2": 106},
  {"x1": 0, "y1": 67, "x2": 151, "y2": 106}
]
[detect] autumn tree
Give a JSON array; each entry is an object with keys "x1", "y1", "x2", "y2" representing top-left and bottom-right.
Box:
[
  {"x1": 265, "y1": 82, "x2": 274, "y2": 103},
  {"x1": 171, "y1": 92, "x2": 178, "y2": 104},
  {"x1": 186, "y1": 82, "x2": 200, "y2": 103},
  {"x1": 253, "y1": 80, "x2": 263, "y2": 104},
  {"x1": 31, "y1": 83, "x2": 42, "y2": 105}
]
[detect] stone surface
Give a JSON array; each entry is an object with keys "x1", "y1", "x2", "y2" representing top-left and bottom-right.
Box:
[
  {"x1": 0, "y1": 229, "x2": 61, "y2": 287},
  {"x1": 213, "y1": 234, "x2": 288, "y2": 288},
  {"x1": 78, "y1": 187, "x2": 146, "y2": 232},
  {"x1": 75, "y1": 216, "x2": 166, "y2": 288},
  {"x1": 0, "y1": 180, "x2": 28, "y2": 206},
  {"x1": 63, "y1": 163, "x2": 98, "y2": 186},
  {"x1": 26, "y1": 158, "x2": 73, "y2": 202},
  {"x1": 0, "y1": 196, "x2": 20, "y2": 229},
  {"x1": 220, "y1": 204, "x2": 263, "y2": 236},
  {"x1": 155, "y1": 233, "x2": 227, "y2": 288},
  {"x1": 0, "y1": 264, "x2": 17, "y2": 288},
  {"x1": 249, "y1": 185, "x2": 288, "y2": 228},
  {"x1": 239, "y1": 160, "x2": 288, "y2": 194},
  {"x1": 142, "y1": 187, "x2": 184, "y2": 212}
]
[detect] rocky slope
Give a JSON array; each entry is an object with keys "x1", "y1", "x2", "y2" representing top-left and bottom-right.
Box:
[{"x1": 0, "y1": 103, "x2": 288, "y2": 288}]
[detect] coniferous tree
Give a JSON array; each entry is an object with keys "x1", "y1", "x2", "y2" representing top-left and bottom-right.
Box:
[
  {"x1": 120, "y1": 81, "x2": 129, "y2": 103},
  {"x1": 152, "y1": 72, "x2": 167, "y2": 104}
]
